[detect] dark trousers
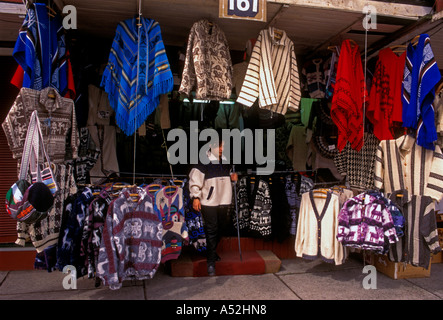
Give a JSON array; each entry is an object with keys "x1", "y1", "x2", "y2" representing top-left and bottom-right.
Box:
[{"x1": 201, "y1": 205, "x2": 229, "y2": 265}]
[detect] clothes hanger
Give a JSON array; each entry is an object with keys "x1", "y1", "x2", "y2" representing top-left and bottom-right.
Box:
[
  {"x1": 348, "y1": 39, "x2": 358, "y2": 48},
  {"x1": 411, "y1": 35, "x2": 420, "y2": 46},
  {"x1": 273, "y1": 29, "x2": 283, "y2": 41},
  {"x1": 389, "y1": 44, "x2": 407, "y2": 54}
]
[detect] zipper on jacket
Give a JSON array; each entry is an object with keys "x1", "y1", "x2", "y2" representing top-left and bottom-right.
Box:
[{"x1": 207, "y1": 186, "x2": 214, "y2": 200}]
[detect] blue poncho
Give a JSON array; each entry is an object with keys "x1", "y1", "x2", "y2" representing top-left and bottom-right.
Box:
[
  {"x1": 13, "y1": 2, "x2": 68, "y2": 95},
  {"x1": 402, "y1": 34, "x2": 441, "y2": 150},
  {"x1": 101, "y1": 17, "x2": 173, "y2": 136}
]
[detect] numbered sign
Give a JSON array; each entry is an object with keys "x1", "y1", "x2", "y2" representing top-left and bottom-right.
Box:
[{"x1": 219, "y1": 0, "x2": 267, "y2": 22}]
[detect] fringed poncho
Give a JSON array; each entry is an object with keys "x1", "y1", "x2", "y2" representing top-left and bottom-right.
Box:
[{"x1": 101, "y1": 17, "x2": 173, "y2": 136}]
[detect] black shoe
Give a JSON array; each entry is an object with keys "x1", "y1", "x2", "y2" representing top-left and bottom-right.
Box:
[{"x1": 207, "y1": 264, "x2": 216, "y2": 276}]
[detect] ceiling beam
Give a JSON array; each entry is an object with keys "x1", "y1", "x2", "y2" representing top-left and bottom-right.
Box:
[
  {"x1": 266, "y1": 0, "x2": 432, "y2": 19},
  {"x1": 0, "y1": 3, "x2": 26, "y2": 15}
]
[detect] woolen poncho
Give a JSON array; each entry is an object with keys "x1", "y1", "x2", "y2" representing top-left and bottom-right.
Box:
[
  {"x1": 331, "y1": 39, "x2": 368, "y2": 152},
  {"x1": 402, "y1": 34, "x2": 441, "y2": 150},
  {"x1": 367, "y1": 47, "x2": 406, "y2": 141},
  {"x1": 101, "y1": 17, "x2": 173, "y2": 136}
]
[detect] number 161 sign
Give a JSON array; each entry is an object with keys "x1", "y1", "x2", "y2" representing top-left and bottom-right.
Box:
[{"x1": 219, "y1": 0, "x2": 267, "y2": 22}]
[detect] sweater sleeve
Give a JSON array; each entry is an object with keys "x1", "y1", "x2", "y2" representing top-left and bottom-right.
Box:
[
  {"x1": 381, "y1": 204, "x2": 399, "y2": 244},
  {"x1": 421, "y1": 199, "x2": 442, "y2": 255},
  {"x1": 288, "y1": 43, "x2": 301, "y2": 112},
  {"x1": 97, "y1": 201, "x2": 122, "y2": 290},
  {"x1": 294, "y1": 193, "x2": 307, "y2": 256},
  {"x1": 188, "y1": 166, "x2": 205, "y2": 200},
  {"x1": 426, "y1": 145, "x2": 443, "y2": 202},
  {"x1": 178, "y1": 24, "x2": 197, "y2": 97},
  {"x1": 236, "y1": 32, "x2": 262, "y2": 107},
  {"x1": 373, "y1": 142, "x2": 385, "y2": 191},
  {"x1": 336, "y1": 200, "x2": 351, "y2": 243}
]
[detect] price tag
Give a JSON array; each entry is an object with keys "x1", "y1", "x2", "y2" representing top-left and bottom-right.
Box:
[{"x1": 219, "y1": 0, "x2": 267, "y2": 22}]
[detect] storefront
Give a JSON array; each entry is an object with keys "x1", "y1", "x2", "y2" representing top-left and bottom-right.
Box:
[{"x1": 0, "y1": 0, "x2": 442, "y2": 285}]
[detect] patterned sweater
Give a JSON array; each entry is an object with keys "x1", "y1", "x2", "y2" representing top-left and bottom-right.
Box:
[
  {"x1": 97, "y1": 187, "x2": 163, "y2": 290},
  {"x1": 337, "y1": 192, "x2": 399, "y2": 254},
  {"x1": 179, "y1": 19, "x2": 233, "y2": 101},
  {"x1": 2, "y1": 87, "x2": 79, "y2": 165}
]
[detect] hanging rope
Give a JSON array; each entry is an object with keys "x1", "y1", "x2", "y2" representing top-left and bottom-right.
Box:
[
  {"x1": 133, "y1": 0, "x2": 143, "y2": 185},
  {"x1": 161, "y1": 128, "x2": 176, "y2": 180},
  {"x1": 362, "y1": 1, "x2": 369, "y2": 142}
]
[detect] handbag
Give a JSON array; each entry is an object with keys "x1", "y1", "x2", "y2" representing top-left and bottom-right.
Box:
[{"x1": 5, "y1": 110, "x2": 57, "y2": 224}]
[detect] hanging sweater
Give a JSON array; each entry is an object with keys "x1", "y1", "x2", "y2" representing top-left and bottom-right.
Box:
[
  {"x1": 402, "y1": 34, "x2": 441, "y2": 150},
  {"x1": 336, "y1": 192, "x2": 399, "y2": 254},
  {"x1": 237, "y1": 27, "x2": 301, "y2": 115},
  {"x1": 101, "y1": 17, "x2": 173, "y2": 136},
  {"x1": 387, "y1": 190, "x2": 441, "y2": 269},
  {"x1": 331, "y1": 39, "x2": 368, "y2": 151},
  {"x1": 179, "y1": 19, "x2": 233, "y2": 101},
  {"x1": 373, "y1": 134, "x2": 443, "y2": 202},
  {"x1": 2, "y1": 87, "x2": 79, "y2": 165},
  {"x1": 334, "y1": 132, "x2": 380, "y2": 190},
  {"x1": 97, "y1": 187, "x2": 163, "y2": 290},
  {"x1": 295, "y1": 191, "x2": 344, "y2": 265},
  {"x1": 367, "y1": 48, "x2": 406, "y2": 141},
  {"x1": 153, "y1": 186, "x2": 185, "y2": 223}
]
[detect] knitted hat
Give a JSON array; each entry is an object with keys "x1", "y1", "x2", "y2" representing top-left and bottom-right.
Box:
[{"x1": 5, "y1": 180, "x2": 52, "y2": 224}]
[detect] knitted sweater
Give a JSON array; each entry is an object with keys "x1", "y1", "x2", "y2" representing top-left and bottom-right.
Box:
[
  {"x1": 295, "y1": 191, "x2": 344, "y2": 265},
  {"x1": 387, "y1": 190, "x2": 441, "y2": 269},
  {"x1": 179, "y1": 19, "x2": 233, "y2": 101},
  {"x1": 374, "y1": 134, "x2": 443, "y2": 202},
  {"x1": 97, "y1": 187, "x2": 163, "y2": 290},
  {"x1": 336, "y1": 192, "x2": 399, "y2": 254},
  {"x1": 237, "y1": 27, "x2": 301, "y2": 115},
  {"x1": 2, "y1": 87, "x2": 79, "y2": 165},
  {"x1": 331, "y1": 39, "x2": 368, "y2": 151},
  {"x1": 367, "y1": 48, "x2": 406, "y2": 141}
]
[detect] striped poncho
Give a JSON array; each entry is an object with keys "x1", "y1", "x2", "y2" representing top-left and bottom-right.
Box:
[
  {"x1": 402, "y1": 34, "x2": 441, "y2": 150},
  {"x1": 101, "y1": 17, "x2": 173, "y2": 136}
]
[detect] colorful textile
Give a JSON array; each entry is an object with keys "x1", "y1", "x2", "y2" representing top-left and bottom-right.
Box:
[
  {"x1": 101, "y1": 17, "x2": 173, "y2": 136},
  {"x1": 97, "y1": 187, "x2": 163, "y2": 290},
  {"x1": 161, "y1": 220, "x2": 189, "y2": 263},
  {"x1": 337, "y1": 192, "x2": 399, "y2": 254},
  {"x1": 402, "y1": 34, "x2": 441, "y2": 150},
  {"x1": 13, "y1": 3, "x2": 70, "y2": 96},
  {"x1": 331, "y1": 39, "x2": 368, "y2": 151},
  {"x1": 367, "y1": 47, "x2": 406, "y2": 141}
]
